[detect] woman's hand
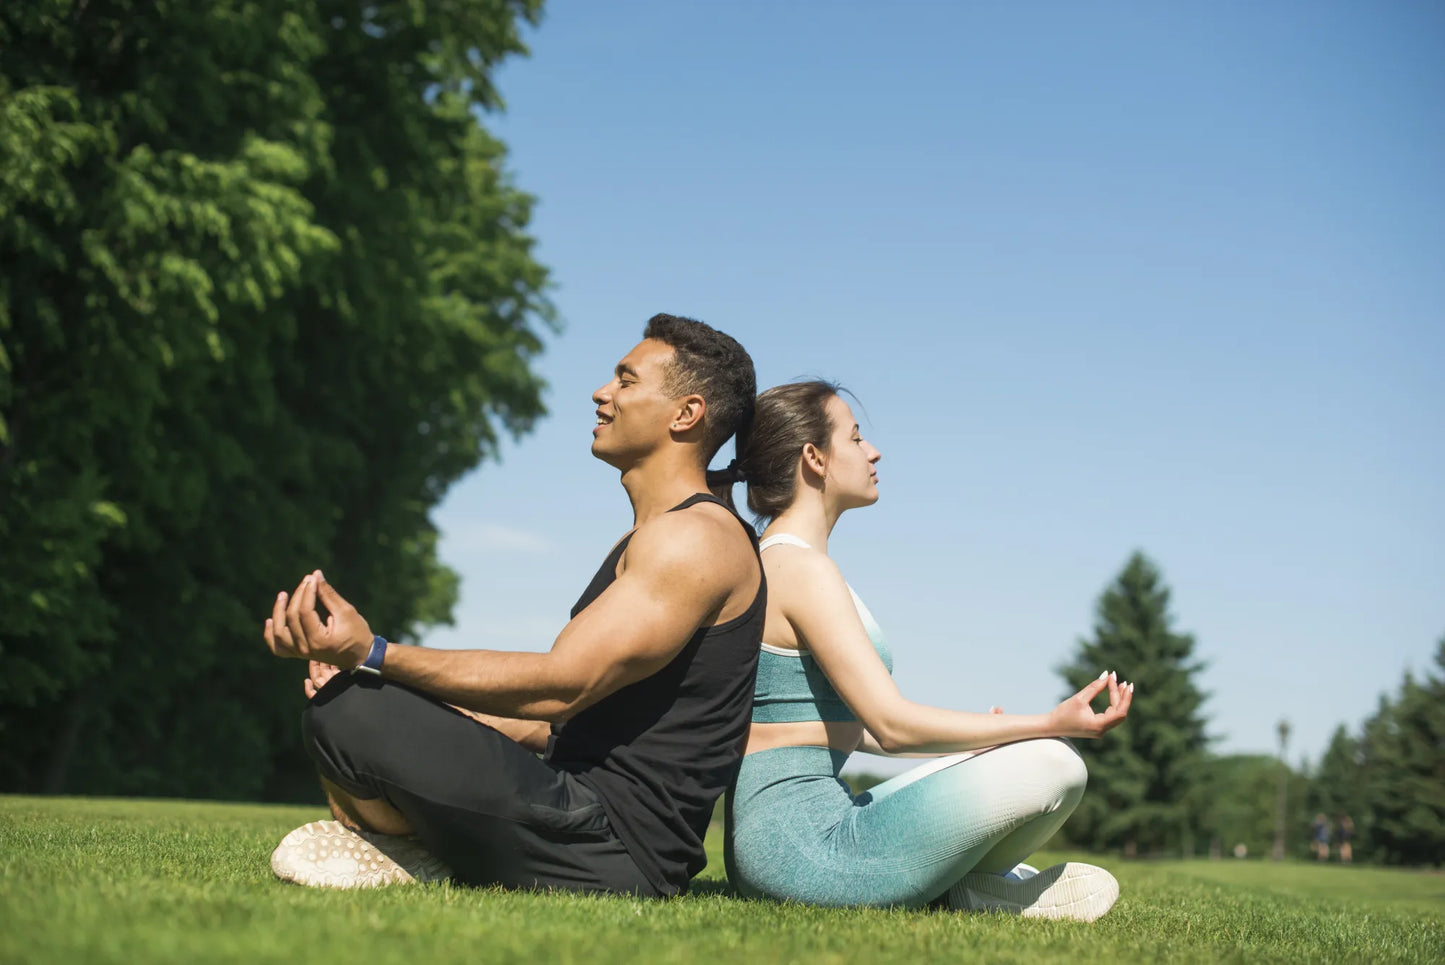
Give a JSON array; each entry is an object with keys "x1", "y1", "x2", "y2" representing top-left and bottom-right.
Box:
[{"x1": 1048, "y1": 671, "x2": 1133, "y2": 739}]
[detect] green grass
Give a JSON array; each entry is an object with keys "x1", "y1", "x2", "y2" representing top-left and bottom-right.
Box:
[{"x1": 2, "y1": 796, "x2": 1441, "y2": 964}]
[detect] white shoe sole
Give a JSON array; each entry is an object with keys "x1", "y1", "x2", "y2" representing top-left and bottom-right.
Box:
[
  {"x1": 270, "y1": 820, "x2": 452, "y2": 889},
  {"x1": 948, "y1": 861, "x2": 1119, "y2": 922}
]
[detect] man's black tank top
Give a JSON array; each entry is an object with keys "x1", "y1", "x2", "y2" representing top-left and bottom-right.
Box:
[{"x1": 546, "y1": 493, "x2": 765, "y2": 895}]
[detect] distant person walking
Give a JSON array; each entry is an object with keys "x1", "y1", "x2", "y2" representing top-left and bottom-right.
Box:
[
  {"x1": 722, "y1": 381, "x2": 1133, "y2": 922},
  {"x1": 1338, "y1": 814, "x2": 1355, "y2": 863},
  {"x1": 1312, "y1": 813, "x2": 1331, "y2": 861}
]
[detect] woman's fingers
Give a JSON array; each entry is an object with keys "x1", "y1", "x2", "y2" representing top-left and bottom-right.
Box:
[
  {"x1": 1098, "y1": 680, "x2": 1136, "y2": 733},
  {"x1": 1075, "y1": 673, "x2": 1110, "y2": 705}
]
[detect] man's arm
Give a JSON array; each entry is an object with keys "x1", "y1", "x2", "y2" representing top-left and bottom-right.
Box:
[{"x1": 265, "y1": 511, "x2": 750, "y2": 722}]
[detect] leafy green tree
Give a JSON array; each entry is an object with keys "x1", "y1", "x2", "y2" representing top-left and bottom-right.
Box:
[
  {"x1": 1058, "y1": 552, "x2": 1210, "y2": 855},
  {"x1": 1, "y1": 0, "x2": 551, "y2": 800}
]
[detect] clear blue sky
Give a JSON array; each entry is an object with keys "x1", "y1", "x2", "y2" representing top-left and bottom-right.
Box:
[{"x1": 423, "y1": 0, "x2": 1445, "y2": 771}]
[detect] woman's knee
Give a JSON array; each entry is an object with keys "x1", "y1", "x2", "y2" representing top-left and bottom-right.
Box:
[{"x1": 997, "y1": 738, "x2": 1088, "y2": 802}]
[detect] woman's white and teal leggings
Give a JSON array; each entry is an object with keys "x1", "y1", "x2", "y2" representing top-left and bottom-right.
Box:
[{"x1": 724, "y1": 739, "x2": 1087, "y2": 907}]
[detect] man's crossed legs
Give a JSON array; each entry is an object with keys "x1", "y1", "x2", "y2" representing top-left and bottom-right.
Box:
[{"x1": 272, "y1": 673, "x2": 656, "y2": 895}]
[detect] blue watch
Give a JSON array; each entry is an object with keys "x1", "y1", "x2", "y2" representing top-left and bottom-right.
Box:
[{"x1": 352, "y1": 635, "x2": 388, "y2": 676}]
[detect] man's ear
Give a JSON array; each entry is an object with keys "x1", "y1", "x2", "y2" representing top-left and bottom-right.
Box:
[
  {"x1": 801, "y1": 442, "x2": 827, "y2": 479},
  {"x1": 670, "y1": 394, "x2": 707, "y2": 434}
]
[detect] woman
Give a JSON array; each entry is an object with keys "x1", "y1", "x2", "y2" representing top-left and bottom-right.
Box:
[{"x1": 722, "y1": 381, "x2": 1134, "y2": 920}]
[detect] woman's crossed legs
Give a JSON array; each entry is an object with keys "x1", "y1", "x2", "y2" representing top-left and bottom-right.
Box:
[{"x1": 728, "y1": 738, "x2": 1088, "y2": 908}]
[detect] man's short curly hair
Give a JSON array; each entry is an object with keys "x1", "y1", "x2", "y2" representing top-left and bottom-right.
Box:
[{"x1": 643, "y1": 313, "x2": 756, "y2": 464}]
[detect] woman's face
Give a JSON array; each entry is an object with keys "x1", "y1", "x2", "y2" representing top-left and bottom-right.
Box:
[{"x1": 822, "y1": 394, "x2": 882, "y2": 510}]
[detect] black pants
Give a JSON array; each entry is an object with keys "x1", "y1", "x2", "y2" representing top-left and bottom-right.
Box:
[{"x1": 302, "y1": 674, "x2": 657, "y2": 896}]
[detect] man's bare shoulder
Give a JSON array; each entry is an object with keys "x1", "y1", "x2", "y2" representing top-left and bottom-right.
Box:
[{"x1": 624, "y1": 500, "x2": 757, "y2": 586}]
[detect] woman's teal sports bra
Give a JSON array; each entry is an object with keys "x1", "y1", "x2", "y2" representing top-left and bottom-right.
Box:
[{"x1": 751, "y1": 534, "x2": 893, "y2": 724}]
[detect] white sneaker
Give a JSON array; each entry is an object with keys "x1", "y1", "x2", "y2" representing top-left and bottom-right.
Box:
[
  {"x1": 948, "y1": 861, "x2": 1119, "y2": 922},
  {"x1": 270, "y1": 820, "x2": 453, "y2": 889},
  {"x1": 1003, "y1": 862, "x2": 1039, "y2": 881}
]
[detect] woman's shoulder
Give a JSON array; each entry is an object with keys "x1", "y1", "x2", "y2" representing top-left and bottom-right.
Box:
[{"x1": 760, "y1": 539, "x2": 850, "y2": 602}]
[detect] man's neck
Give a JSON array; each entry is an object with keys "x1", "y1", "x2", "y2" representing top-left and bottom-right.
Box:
[{"x1": 619, "y1": 452, "x2": 710, "y2": 526}]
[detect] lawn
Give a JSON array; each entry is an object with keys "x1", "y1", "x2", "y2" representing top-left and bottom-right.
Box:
[{"x1": 1, "y1": 795, "x2": 1440, "y2": 964}]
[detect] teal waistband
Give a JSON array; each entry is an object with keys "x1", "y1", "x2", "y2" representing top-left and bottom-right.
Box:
[{"x1": 736, "y1": 745, "x2": 851, "y2": 785}]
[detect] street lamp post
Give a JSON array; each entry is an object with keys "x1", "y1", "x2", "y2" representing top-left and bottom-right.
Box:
[{"x1": 1272, "y1": 719, "x2": 1291, "y2": 861}]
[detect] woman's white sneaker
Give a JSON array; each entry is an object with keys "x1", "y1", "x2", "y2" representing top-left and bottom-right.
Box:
[
  {"x1": 1003, "y1": 862, "x2": 1040, "y2": 881},
  {"x1": 948, "y1": 861, "x2": 1119, "y2": 922},
  {"x1": 270, "y1": 820, "x2": 452, "y2": 889}
]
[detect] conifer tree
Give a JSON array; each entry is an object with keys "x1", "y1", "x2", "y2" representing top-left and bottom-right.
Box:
[
  {"x1": 1355, "y1": 638, "x2": 1445, "y2": 865},
  {"x1": 1058, "y1": 552, "x2": 1210, "y2": 855}
]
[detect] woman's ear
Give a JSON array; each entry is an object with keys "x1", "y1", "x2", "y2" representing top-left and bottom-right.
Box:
[{"x1": 800, "y1": 442, "x2": 828, "y2": 480}]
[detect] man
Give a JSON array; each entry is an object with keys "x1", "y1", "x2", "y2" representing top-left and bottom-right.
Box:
[{"x1": 264, "y1": 314, "x2": 763, "y2": 897}]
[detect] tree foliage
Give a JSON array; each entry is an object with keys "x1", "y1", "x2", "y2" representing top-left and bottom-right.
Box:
[
  {"x1": 1193, "y1": 753, "x2": 1314, "y2": 860},
  {"x1": 1057, "y1": 552, "x2": 1210, "y2": 855},
  {"x1": 1317, "y1": 638, "x2": 1445, "y2": 866},
  {"x1": 1, "y1": 0, "x2": 552, "y2": 800}
]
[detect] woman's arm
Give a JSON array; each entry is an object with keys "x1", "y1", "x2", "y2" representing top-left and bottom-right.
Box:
[
  {"x1": 855, "y1": 706, "x2": 1005, "y2": 758},
  {"x1": 774, "y1": 548, "x2": 1132, "y2": 754},
  {"x1": 856, "y1": 729, "x2": 956, "y2": 758}
]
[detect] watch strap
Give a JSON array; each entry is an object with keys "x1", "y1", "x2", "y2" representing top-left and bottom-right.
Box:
[{"x1": 352, "y1": 635, "x2": 388, "y2": 676}]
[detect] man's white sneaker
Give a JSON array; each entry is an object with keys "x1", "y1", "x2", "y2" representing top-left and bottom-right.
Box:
[
  {"x1": 948, "y1": 861, "x2": 1119, "y2": 922},
  {"x1": 270, "y1": 820, "x2": 453, "y2": 889}
]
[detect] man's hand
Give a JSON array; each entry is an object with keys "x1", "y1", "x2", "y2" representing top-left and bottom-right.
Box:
[
  {"x1": 1047, "y1": 671, "x2": 1134, "y2": 739},
  {"x1": 263, "y1": 571, "x2": 373, "y2": 670},
  {"x1": 304, "y1": 660, "x2": 341, "y2": 699}
]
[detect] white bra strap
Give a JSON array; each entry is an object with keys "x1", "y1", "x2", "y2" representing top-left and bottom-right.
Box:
[{"x1": 759, "y1": 533, "x2": 812, "y2": 552}]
